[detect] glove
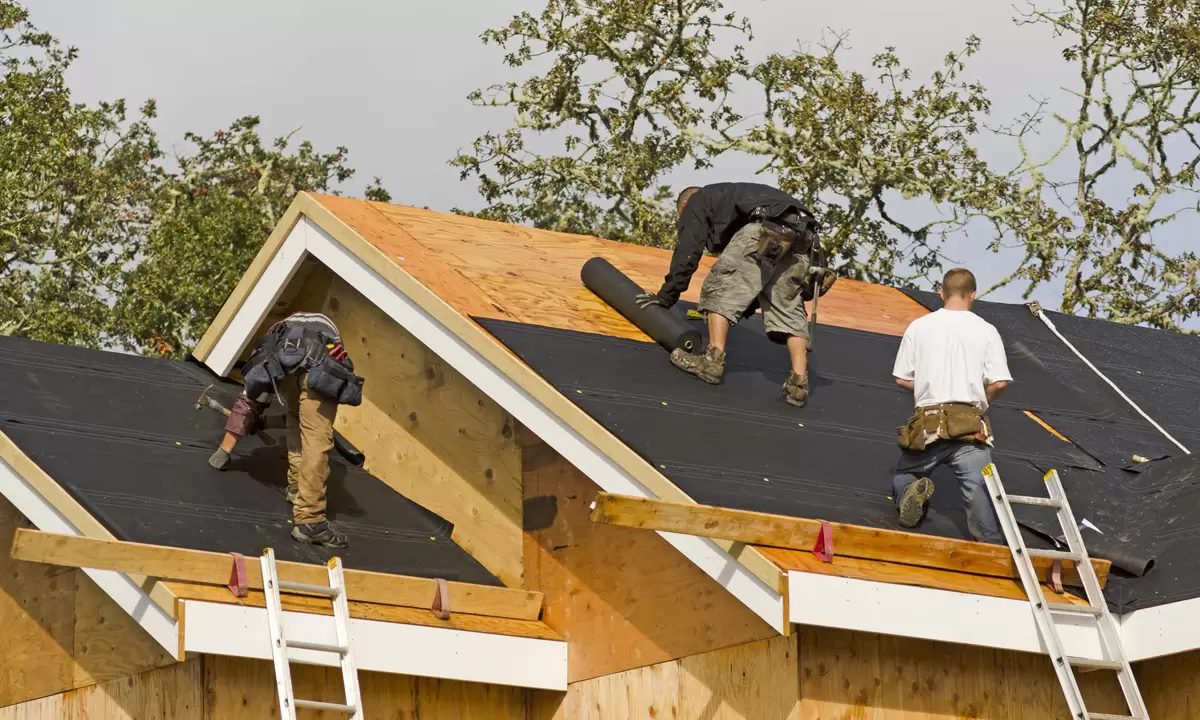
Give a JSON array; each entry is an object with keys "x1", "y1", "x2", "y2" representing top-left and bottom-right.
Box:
[
  {"x1": 635, "y1": 292, "x2": 668, "y2": 310},
  {"x1": 208, "y1": 448, "x2": 231, "y2": 471}
]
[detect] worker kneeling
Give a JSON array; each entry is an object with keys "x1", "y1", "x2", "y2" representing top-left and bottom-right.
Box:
[
  {"x1": 890, "y1": 269, "x2": 1011, "y2": 543},
  {"x1": 637, "y1": 183, "x2": 836, "y2": 407},
  {"x1": 208, "y1": 312, "x2": 364, "y2": 549}
]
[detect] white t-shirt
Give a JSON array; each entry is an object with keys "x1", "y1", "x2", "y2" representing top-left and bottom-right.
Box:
[{"x1": 892, "y1": 309, "x2": 1013, "y2": 411}]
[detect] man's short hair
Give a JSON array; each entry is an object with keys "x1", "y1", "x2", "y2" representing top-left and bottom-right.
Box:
[
  {"x1": 676, "y1": 186, "x2": 701, "y2": 214},
  {"x1": 942, "y1": 268, "x2": 977, "y2": 298}
]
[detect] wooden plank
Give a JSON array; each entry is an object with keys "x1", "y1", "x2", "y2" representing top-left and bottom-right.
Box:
[
  {"x1": 191, "y1": 203, "x2": 306, "y2": 362},
  {"x1": 285, "y1": 267, "x2": 525, "y2": 587},
  {"x1": 165, "y1": 581, "x2": 560, "y2": 641},
  {"x1": 11, "y1": 529, "x2": 542, "y2": 621},
  {"x1": 302, "y1": 193, "x2": 784, "y2": 595},
  {"x1": 1136, "y1": 647, "x2": 1200, "y2": 719},
  {"x1": 797, "y1": 625, "x2": 1127, "y2": 719},
  {"x1": 591, "y1": 493, "x2": 1111, "y2": 588},
  {"x1": 678, "y1": 634, "x2": 801, "y2": 720},
  {"x1": 758, "y1": 546, "x2": 1094, "y2": 606},
  {"x1": 523, "y1": 443, "x2": 777, "y2": 683}
]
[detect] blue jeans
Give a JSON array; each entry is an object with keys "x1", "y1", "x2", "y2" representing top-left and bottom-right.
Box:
[{"x1": 891, "y1": 441, "x2": 1004, "y2": 544}]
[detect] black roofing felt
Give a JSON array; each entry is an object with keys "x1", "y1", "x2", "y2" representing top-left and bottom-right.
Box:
[
  {"x1": 479, "y1": 297, "x2": 1200, "y2": 613},
  {"x1": 0, "y1": 335, "x2": 499, "y2": 586}
]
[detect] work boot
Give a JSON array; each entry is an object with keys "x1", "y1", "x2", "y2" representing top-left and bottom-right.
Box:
[
  {"x1": 898, "y1": 477, "x2": 935, "y2": 528},
  {"x1": 670, "y1": 346, "x2": 725, "y2": 384},
  {"x1": 207, "y1": 448, "x2": 230, "y2": 471},
  {"x1": 285, "y1": 485, "x2": 299, "y2": 505},
  {"x1": 782, "y1": 372, "x2": 809, "y2": 407},
  {"x1": 291, "y1": 521, "x2": 349, "y2": 549}
]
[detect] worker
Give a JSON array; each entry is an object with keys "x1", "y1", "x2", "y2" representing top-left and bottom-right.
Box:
[
  {"x1": 207, "y1": 312, "x2": 364, "y2": 549},
  {"x1": 890, "y1": 268, "x2": 1011, "y2": 543},
  {"x1": 635, "y1": 183, "x2": 835, "y2": 407}
]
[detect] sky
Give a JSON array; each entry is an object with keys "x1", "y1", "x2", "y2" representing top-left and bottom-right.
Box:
[{"x1": 30, "y1": 0, "x2": 1183, "y2": 310}]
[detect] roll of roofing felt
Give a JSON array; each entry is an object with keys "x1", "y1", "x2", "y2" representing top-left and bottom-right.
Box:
[
  {"x1": 1080, "y1": 526, "x2": 1155, "y2": 577},
  {"x1": 333, "y1": 431, "x2": 365, "y2": 467},
  {"x1": 581, "y1": 257, "x2": 702, "y2": 353}
]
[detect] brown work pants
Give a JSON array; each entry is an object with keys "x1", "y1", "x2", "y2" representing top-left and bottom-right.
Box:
[{"x1": 279, "y1": 373, "x2": 337, "y2": 525}]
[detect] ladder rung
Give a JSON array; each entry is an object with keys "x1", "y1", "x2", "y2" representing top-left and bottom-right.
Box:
[
  {"x1": 1007, "y1": 494, "x2": 1062, "y2": 508},
  {"x1": 1026, "y1": 548, "x2": 1083, "y2": 563},
  {"x1": 294, "y1": 699, "x2": 358, "y2": 714},
  {"x1": 1087, "y1": 714, "x2": 1140, "y2": 720},
  {"x1": 278, "y1": 580, "x2": 340, "y2": 597},
  {"x1": 286, "y1": 639, "x2": 349, "y2": 655},
  {"x1": 1066, "y1": 656, "x2": 1124, "y2": 671},
  {"x1": 1046, "y1": 602, "x2": 1103, "y2": 616}
]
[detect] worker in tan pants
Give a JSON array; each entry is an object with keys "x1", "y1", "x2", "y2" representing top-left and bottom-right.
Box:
[{"x1": 279, "y1": 373, "x2": 338, "y2": 529}]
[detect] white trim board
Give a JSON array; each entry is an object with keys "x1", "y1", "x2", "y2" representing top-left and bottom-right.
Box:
[
  {"x1": 182, "y1": 599, "x2": 567, "y2": 690},
  {"x1": 0, "y1": 455, "x2": 181, "y2": 659},
  {"x1": 789, "y1": 571, "x2": 1112, "y2": 659},
  {"x1": 1120, "y1": 596, "x2": 1200, "y2": 662},
  {"x1": 202, "y1": 214, "x2": 787, "y2": 633}
]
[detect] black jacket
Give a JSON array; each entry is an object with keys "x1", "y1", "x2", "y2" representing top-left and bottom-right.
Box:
[{"x1": 656, "y1": 182, "x2": 814, "y2": 306}]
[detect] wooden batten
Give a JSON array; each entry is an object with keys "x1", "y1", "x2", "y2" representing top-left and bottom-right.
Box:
[
  {"x1": 591, "y1": 493, "x2": 1111, "y2": 588},
  {"x1": 522, "y1": 441, "x2": 777, "y2": 683},
  {"x1": 11, "y1": 529, "x2": 542, "y2": 621}
]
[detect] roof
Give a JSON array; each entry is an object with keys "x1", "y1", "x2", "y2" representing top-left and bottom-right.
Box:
[
  {"x1": 0, "y1": 332, "x2": 567, "y2": 689},
  {"x1": 192, "y1": 192, "x2": 1200, "y2": 662}
]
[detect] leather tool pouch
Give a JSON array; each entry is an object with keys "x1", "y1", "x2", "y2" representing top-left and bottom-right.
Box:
[
  {"x1": 896, "y1": 404, "x2": 992, "y2": 451},
  {"x1": 754, "y1": 224, "x2": 795, "y2": 264},
  {"x1": 307, "y1": 354, "x2": 365, "y2": 407}
]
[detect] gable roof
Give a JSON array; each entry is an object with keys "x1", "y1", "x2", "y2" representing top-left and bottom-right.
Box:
[{"x1": 193, "y1": 192, "x2": 1200, "y2": 663}]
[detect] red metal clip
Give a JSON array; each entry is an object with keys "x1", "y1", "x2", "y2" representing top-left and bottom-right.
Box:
[
  {"x1": 812, "y1": 521, "x2": 834, "y2": 563},
  {"x1": 227, "y1": 552, "x2": 248, "y2": 598},
  {"x1": 431, "y1": 578, "x2": 451, "y2": 620}
]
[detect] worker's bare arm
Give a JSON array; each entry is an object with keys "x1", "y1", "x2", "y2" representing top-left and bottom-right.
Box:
[
  {"x1": 985, "y1": 380, "x2": 1010, "y2": 402},
  {"x1": 895, "y1": 377, "x2": 915, "y2": 393}
]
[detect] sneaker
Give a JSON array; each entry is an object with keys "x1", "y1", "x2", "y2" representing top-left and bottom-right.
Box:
[
  {"x1": 285, "y1": 485, "x2": 299, "y2": 505},
  {"x1": 291, "y1": 521, "x2": 349, "y2": 549},
  {"x1": 782, "y1": 372, "x2": 809, "y2": 407},
  {"x1": 670, "y1": 346, "x2": 726, "y2": 384},
  {"x1": 898, "y1": 477, "x2": 935, "y2": 528}
]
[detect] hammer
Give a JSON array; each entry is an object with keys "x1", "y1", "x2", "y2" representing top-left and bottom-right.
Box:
[{"x1": 195, "y1": 386, "x2": 277, "y2": 446}]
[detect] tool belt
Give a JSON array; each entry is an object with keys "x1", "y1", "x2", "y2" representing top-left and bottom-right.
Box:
[
  {"x1": 750, "y1": 207, "x2": 818, "y2": 264},
  {"x1": 242, "y1": 323, "x2": 365, "y2": 407},
  {"x1": 896, "y1": 402, "x2": 993, "y2": 452}
]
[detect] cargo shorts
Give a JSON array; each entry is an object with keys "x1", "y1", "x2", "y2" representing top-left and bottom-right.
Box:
[{"x1": 697, "y1": 223, "x2": 811, "y2": 342}]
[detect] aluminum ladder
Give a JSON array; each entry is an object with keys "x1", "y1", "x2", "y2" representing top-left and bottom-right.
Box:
[
  {"x1": 261, "y1": 548, "x2": 363, "y2": 720},
  {"x1": 982, "y1": 464, "x2": 1148, "y2": 720}
]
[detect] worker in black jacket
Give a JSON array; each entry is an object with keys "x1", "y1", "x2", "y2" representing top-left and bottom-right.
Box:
[{"x1": 637, "y1": 183, "x2": 835, "y2": 407}]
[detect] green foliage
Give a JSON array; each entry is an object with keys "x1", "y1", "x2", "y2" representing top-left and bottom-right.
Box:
[
  {"x1": 0, "y1": 1, "x2": 160, "y2": 347},
  {"x1": 452, "y1": 0, "x2": 752, "y2": 247},
  {"x1": 111, "y1": 118, "x2": 355, "y2": 357},
  {"x1": 996, "y1": 0, "x2": 1200, "y2": 331}
]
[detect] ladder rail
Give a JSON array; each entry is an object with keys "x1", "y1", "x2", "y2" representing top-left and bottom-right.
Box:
[
  {"x1": 328, "y1": 558, "x2": 364, "y2": 720},
  {"x1": 261, "y1": 549, "x2": 298, "y2": 720},
  {"x1": 982, "y1": 465, "x2": 1090, "y2": 718},
  {"x1": 1046, "y1": 470, "x2": 1150, "y2": 720}
]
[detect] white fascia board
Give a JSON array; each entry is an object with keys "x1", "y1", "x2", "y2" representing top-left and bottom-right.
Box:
[
  {"x1": 182, "y1": 599, "x2": 567, "y2": 690},
  {"x1": 1119, "y1": 597, "x2": 1200, "y2": 662},
  {"x1": 789, "y1": 571, "x2": 1111, "y2": 659},
  {"x1": 0, "y1": 455, "x2": 180, "y2": 659},
  {"x1": 207, "y1": 220, "x2": 311, "y2": 377},
  {"x1": 201, "y1": 215, "x2": 785, "y2": 633}
]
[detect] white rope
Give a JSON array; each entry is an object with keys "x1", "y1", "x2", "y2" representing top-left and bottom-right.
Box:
[{"x1": 1027, "y1": 302, "x2": 1191, "y2": 455}]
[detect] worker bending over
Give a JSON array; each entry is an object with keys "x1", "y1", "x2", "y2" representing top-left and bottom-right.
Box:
[
  {"x1": 636, "y1": 183, "x2": 835, "y2": 407},
  {"x1": 208, "y1": 312, "x2": 364, "y2": 549},
  {"x1": 890, "y1": 268, "x2": 1011, "y2": 543}
]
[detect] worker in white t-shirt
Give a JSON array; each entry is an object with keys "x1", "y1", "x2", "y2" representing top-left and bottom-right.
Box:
[{"x1": 890, "y1": 268, "x2": 1013, "y2": 543}]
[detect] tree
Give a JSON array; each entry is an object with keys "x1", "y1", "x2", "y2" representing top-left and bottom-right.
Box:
[
  {"x1": 997, "y1": 0, "x2": 1200, "y2": 330},
  {"x1": 0, "y1": 1, "x2": 160, "y2": 348},
  {"x1": 452, "y1": 0, "x2": 752, "y2": 247},
  {"x1": 110, "y1": 117, "x2": 357, "y2": 357},
  {"x1": 699, "y1": 35, "x2": 1067, "y2": 286}
]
